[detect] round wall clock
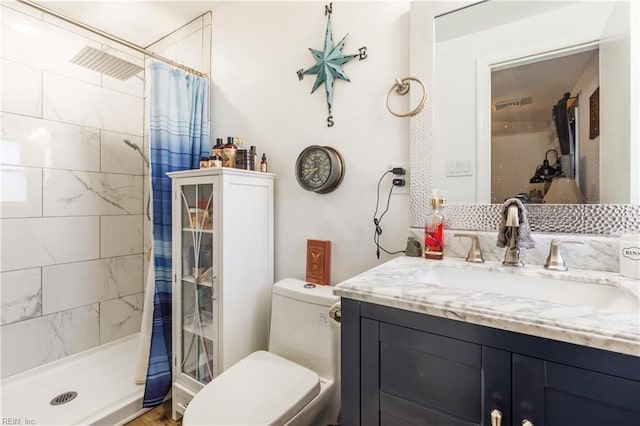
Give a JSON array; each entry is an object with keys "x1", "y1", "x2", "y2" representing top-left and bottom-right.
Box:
[{"x1": 295, "y1": 145, "x2": 345, "y2": 194}]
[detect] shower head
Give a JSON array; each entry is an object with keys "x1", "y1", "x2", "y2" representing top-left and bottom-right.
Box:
[
  {"x1": 122, "y1": 139, "x2": 149, "y2": 167},
  {"x1": 70, "y1": 46, "x2": 143, "y2": 80},
  {"x1": 123, "y1": 138, "x2": 137, "y2": 149},
  {"x1": 123, "y1": 138, "x2": 151, "y2": 222}
]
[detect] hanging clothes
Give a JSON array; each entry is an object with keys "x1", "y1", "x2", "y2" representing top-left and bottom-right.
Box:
[
  {"x1": 552, "y1": 92, "x2": 571, "y2": 155},
  {"x1": 143, "y1": 61, "x2": 210, "y2": 407}
]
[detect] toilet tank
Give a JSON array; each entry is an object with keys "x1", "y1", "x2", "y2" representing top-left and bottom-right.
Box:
[{"x1": 268, "y1": 279, "x2": 339, "y2": 381}]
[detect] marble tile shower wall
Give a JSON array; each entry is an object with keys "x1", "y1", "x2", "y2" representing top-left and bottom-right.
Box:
[{"x1": 0, "y1": 4, "x2": 144, "y2": 378}]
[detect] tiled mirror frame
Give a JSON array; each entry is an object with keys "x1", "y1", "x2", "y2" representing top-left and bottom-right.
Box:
[{"x1": 408, "y1": 1, "x2": 640, "y2": 235}]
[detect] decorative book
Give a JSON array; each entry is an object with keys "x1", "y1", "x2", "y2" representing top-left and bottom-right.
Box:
[{"x1": 306, "y1": 239, "x2": 331, "y2": 285}]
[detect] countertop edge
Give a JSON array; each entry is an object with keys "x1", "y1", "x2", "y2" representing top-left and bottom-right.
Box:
[{"x1": 333, "y1": 257, "x2": 640, "y2": 358}]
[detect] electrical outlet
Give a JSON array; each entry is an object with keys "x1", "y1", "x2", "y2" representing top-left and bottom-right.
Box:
[{"x1": 390, "y1": 163, "x2": 409, "y2": 194}]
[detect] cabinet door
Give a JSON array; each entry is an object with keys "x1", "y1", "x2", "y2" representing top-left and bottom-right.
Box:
[
  {"x1": 175, "y1": 180, "x2": 218, "y2": 386},
  {"x1": 513, "y1": 354, "x2": 640, "y2": 426},
  {"x1": 362, "y1": 321, "x2": 510, "y2": 425}
]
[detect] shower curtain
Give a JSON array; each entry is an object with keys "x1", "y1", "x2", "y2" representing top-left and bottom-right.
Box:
[{"x1": 143, "y1": 61, "x2": 210, "y2": 407}]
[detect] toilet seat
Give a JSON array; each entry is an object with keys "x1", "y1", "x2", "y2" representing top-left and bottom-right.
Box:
[{"x1": 182, "y1": 350, "x2": 321, "y2": 425}]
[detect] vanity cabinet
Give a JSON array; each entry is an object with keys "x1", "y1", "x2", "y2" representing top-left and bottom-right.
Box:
[
  {"x1": 342, "y1": 299, "x2": 640, "y2": 426},
  {"x1": 167, "y1": 168, "x2": 274, "y2": 419}
]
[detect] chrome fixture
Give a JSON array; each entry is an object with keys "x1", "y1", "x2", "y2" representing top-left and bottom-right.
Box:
[
  {"x1": 454, "y1": 233, "x2": 484, "y2": 263},
  {"x1": 123, "y1": 139, "x2": 151, "y2": 221},
  {"x1": 17, "y1": 0, "x2": 208, "y2": 78},
  {"x1": 490, "y1": 409, "x2": 502, "y2": 426},
  {"x1": 503, "y1": 205, "x2": 524, "y2": 267},
  {"x1": 71, "y1": 46, "x2": 144, "y2": 81},
  {"x1": 544, "y1": 238, "x2": 584, "y2": 271}
]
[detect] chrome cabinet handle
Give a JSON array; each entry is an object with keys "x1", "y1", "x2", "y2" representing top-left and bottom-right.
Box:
[
  {"x1": 490, "y1": 409, "x2": 502, "y2": 426},
  {"x1": 522, "y1": 420, "x2": 534, "y2": 426}
]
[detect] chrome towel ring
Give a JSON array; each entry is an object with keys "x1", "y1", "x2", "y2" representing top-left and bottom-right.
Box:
[{"x1": 386, "y1": 77, "x2": 427, "y2": 117}]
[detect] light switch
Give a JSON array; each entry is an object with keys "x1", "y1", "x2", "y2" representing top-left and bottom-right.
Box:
[{"x1": 445, "y1": 160, "x2": 473, "y2": 177}]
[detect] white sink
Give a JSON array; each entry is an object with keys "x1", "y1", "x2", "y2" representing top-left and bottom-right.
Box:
[{"x1": 413, "y1": 263, "x2": 640, "y2": 315}]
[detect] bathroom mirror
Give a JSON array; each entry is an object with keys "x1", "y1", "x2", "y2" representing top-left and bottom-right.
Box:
[{"x1": 409, "y1": 0, "x2": 640, "y2": 234}]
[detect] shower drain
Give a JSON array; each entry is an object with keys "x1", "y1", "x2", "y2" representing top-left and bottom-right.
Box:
[{"x1": 50, "y1": 391, "x2": 78, "y2": 406}]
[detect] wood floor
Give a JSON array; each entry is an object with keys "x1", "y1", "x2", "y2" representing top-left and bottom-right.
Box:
[{"x1": 124, "y1": 400, "x2": 181, "y2": 426}]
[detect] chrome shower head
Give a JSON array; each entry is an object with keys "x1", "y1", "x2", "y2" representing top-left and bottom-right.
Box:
[
  {"x1": 70, "y1": 46, "x2": 143, "y2": 81},
  {"x1": 122, "y1": 139, "x2": 149, "y2": 167}
]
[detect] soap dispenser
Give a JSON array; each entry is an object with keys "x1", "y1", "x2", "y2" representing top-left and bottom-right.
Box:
[{"x1": 424, "y1": 191, "x2": 444, "y2": 260}]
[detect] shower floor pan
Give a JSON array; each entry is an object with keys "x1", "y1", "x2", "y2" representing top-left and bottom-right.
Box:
[{"x1": 1, "y1": 333, "x2": 148, "y2": 425}]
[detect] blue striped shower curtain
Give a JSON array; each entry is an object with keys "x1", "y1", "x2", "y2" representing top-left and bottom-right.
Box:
[{"x1": 143, "y1": 62, "x2": 210, "y2": 407}]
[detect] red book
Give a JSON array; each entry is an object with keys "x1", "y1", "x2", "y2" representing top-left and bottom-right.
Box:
[{"x1": 306, "y1": 239, "x2": 331, "y2": 285}]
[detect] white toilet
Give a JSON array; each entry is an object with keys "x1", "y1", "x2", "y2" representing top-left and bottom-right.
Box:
[{"x1": 182, "y1": 278, "x2": 341, "y2": 426}]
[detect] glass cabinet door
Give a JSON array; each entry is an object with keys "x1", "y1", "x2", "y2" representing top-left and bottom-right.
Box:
[{"x1": 178, "y1": 182, "x2": 216, "y2": 385}]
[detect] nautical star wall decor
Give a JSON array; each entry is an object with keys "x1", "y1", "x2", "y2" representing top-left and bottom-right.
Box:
[{"x1": 297, "y1": 3, "x2": 367, "y2": 127}]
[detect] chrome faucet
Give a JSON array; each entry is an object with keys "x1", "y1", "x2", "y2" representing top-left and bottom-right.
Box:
[
  {"x1": 503, "y1": 205, "x2": 524, "y2": 267},
  {"x1": 454, "y1": 233, "x2": 484, "y2": 263},
  {"x1": 544, "y1": 238, "x2": 584, "y2": 271}
]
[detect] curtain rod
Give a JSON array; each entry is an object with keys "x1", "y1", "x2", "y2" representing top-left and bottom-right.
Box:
[{"x1": 16, "y1": 0, "x2": 208, "y2": 78}]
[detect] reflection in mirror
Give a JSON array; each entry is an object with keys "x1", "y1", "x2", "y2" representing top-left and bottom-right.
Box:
[
  {"x1": 434, "y1": 0, "x2": 636, "y2": 206},
  {"x1": 490, "y1": 48, "x2": 600, "y2": 204}
]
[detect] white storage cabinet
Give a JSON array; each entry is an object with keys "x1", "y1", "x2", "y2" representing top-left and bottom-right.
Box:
[{"x1": 167, "y1": 168, "x2": 275, "y2": 419}]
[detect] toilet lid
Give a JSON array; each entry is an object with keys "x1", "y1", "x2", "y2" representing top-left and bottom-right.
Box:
[{"x1": 183, "y1": 351, "x2": 320, "y2": 426}]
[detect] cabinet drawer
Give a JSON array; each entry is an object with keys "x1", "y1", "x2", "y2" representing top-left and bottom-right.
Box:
[{"x1": 379, "y1": 323, "x2": 482, "y2": 424}]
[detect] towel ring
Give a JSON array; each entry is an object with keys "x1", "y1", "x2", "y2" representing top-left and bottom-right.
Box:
[{"x1": 386, "y1": 77, "x2": 427, "y2": 118}]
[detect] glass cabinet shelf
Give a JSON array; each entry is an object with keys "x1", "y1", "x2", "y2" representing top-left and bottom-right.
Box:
[
  {"x1": 182, "y1": 276, "x2": 214, "y2": 288},
  {"x1": 183, "y1": 311, "x2": 215, "y2": 341},
  {"x1": 182, "y1": 227, "x2": 213, "y2": 234}
]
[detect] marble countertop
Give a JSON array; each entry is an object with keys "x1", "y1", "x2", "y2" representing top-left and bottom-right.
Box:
[{"x1": 333, "y1": 256, "x2": 640, "y2": 357}]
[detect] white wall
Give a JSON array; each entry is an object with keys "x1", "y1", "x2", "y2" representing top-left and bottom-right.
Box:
[
  {"x1": 600, "y1": 0, "x2": 632, "y2": 203},
  {"x1": 491, "y1": 131, "x2": 550, "y2": 203},
  {"x1": 571, "y1": 53, "x2": 599, "y2": 203},
  {"x1": 209, "y1": 1, "x2": 411, "y2": 284}
]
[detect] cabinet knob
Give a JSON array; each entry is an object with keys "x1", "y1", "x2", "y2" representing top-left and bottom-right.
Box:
[
  {"x1": 490, "y1": 409, "x2": 502, "y2": 426},
  {"x1": 522, "y1": 420, "x2": 534, "y2": 426}
]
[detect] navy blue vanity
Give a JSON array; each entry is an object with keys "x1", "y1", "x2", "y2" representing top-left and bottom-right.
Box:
[{"x1": 335, "y1": 257, "x2": 640, "y2": 426}]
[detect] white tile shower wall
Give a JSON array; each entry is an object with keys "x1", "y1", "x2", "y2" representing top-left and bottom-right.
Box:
[
  {"x1": 0, "y1": 166, "x2": 43, "y2": 218},
  {"x1": 42, "y1": 169, "x2": 144, "y2": 216},
  {"x1": 1, "y1": 113, "x2": 101, "y2": 171},
  {"x1": 41, "y1": 255, "x2": 143, "y2": 315},
  {"x1": 0, "y1": 268, "x2": 42, "y2": 326},
  {"x1": 0, "y1": 4, "x2": 144, "y2": 378},
  {"x1": 100, "y1": 293, "x2": 144, "y2": 344},
  {"x1": 1, "y1": 59, "x2": 42, "y2": 117},
  {"x1": 0, "y1": 305, "x2": 100, "y2": 379}
]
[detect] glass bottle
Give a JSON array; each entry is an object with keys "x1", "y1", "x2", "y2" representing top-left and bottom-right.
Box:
[
  {"x1": 211, "y1": 138, "x2": 224, "y2": 159},
  {"x1": 260, "y1": 153, "x2": 268, "y2": 173},
  {"x1": 249, "y1": 146, "x2": 257, "y2": 171},
  {"x1": 222, "y1": 136, "x2": 237, "y2": 168},
  {"x1": 424, "y1": 196, "x2": 444, "y2": 259}
]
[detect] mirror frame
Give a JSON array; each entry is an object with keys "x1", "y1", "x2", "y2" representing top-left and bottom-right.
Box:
[{"x1": 409, "y1": 0, "x2": 640, "y2": 235}]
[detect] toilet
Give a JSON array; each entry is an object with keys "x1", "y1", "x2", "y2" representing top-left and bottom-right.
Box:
[{"x1": 182, "y1": 278, "x2": 341, "y2": 426}]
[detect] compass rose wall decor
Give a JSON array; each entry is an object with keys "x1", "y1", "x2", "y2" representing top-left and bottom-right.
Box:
[{"x1": 297, "y1": 3, "x2": 368, "y2": 127}]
